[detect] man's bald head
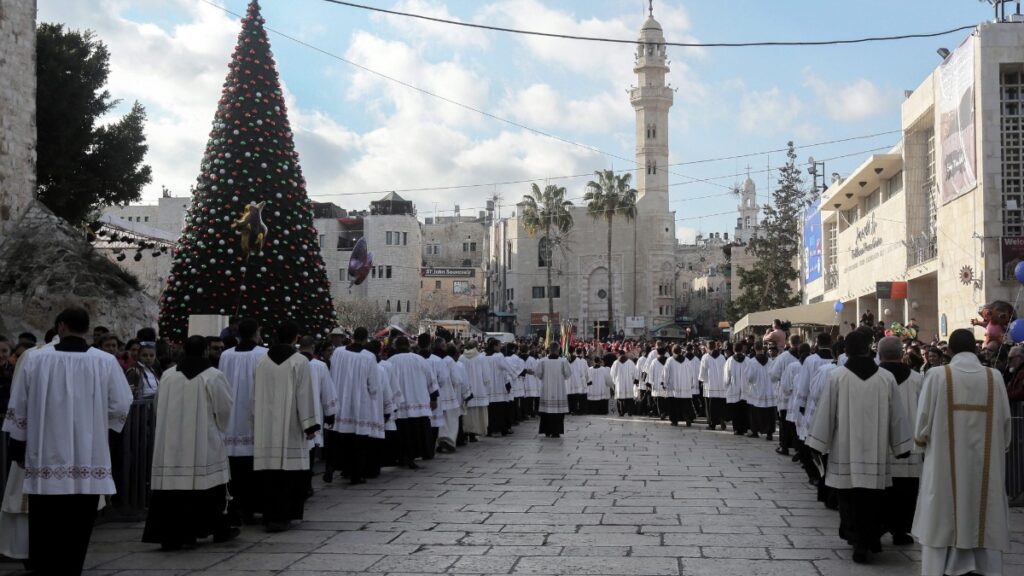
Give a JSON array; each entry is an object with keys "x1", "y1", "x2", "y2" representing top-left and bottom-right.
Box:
[{"x1": 877, "y1": 336, "x2": 903, "y2": 362}]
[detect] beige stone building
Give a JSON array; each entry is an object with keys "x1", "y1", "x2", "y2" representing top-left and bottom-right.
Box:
[
  {"x1": 420, "y1": 214, "x2": 488, "y2": 322},
  {"x1": 0, "y1": 0, "x2": 36, "y2": 237},
  {"x1": 800, "y1": 22, "x2": 1024, "y2": 341}
]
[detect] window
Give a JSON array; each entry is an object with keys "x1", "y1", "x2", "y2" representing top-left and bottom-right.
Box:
[
  {"x1": 385, "y1": 300, "x2": 391, "y2": 312},
  {"x1": 463, "y1": 241, "x2": 477, "y2": 252},
  {"x1": 882, "y1": 172, "x2": 904, "y2": 202},
  {"x1": 1003, "y1": 65, "x2": 1024, "y2": 236},
  {"x1": 435, "y1": 280, "x2": 442, "y2": 290},
  {"x1": 371, "y1": 267, "x2": 376, "y2": 279},
  {"x1": 339, "y1": 269, "x2": 346, "y2": 281},
  {"x1": 424, "y1": 244, "x2": 440, "y2": 256},
  {"x1": 407, "y1": 300, "x2": 410, "y2": 312},
  {"x1": 864, "y1": 189, "x2": 880, "y2": 213},
  {"x1": 319, "y1": 234, "x2": 325, "y2": 247},
  {"x1": 385, "y1": 265, "x2": 392, "y2": 279},
  {"x1": 397, "y1": 300, "x2": 402, "y2": 312},
  {"x1": 454, "y1": 280, "x2": 470, "y2": 295},
  {"x1": 403, "y1": 232, "x2": 408, "y2": 245},
  {"x1": 551, "y1": 286, "x2": 560, "y2": 298},
  {"x1": 506, "y1": 241, "x2": 513, "y2": 271},
  {"x1": 144, "y1": 216, "x2": 149, "y2": 222},
  {"x1": 532, "y1": 287, "x2": 545, "y2": 298},
  {"x1": 843, "y1": 206, "x2": 859, "y2": 226},
  {"x1": 538, "y1": 237, "x2": 551, "y2": 267},
  {"x1": 647, "y1": 159, "x2": 657, "y2": 175},
  {"x1": 386, "y1": 231, "x2": 393, "y2": 245}
]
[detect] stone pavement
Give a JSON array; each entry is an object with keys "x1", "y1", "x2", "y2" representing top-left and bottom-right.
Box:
[{"x1": 3, "y1": 414, "x2": 1023, "y2": 576}]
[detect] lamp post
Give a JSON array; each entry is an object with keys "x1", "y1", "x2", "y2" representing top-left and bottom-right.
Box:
[{"x1": 806, "y1": 157, "x2": 827, "y2": 197}]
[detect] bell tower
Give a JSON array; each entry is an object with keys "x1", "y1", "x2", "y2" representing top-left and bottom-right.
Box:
[{"x1": 631, "y1": 0, "x2": 672, "y2": 213}]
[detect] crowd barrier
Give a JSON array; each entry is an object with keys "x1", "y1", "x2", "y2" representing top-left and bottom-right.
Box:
[{"x1": 1008, "y1": 405, "x2": 1024, "y2": 506}]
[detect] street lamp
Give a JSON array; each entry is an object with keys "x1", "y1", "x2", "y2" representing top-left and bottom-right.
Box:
[{"x1": 806, "y1": 157, "x2": 827, "y2": 197}]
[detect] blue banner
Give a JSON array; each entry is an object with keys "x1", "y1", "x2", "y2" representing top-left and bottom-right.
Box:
[{"x1": 804, "y1": 203, "x2": 822, "y2": 283}]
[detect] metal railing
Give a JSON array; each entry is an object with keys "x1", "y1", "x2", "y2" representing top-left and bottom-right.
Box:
[
  {"x1": 107, "y1": 398, "x2": 156, "y2": 520},
  {"x1": 907, "y1": 234, "x2": 938, "y2": 267},
  {"x1": 1008, "y1": 405, "x2": 1024, "y2": 506}
]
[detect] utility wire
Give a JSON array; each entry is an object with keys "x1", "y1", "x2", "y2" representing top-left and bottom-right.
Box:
[{"x1": 320, "y1": 0, "x2": 978, "y2": 48}]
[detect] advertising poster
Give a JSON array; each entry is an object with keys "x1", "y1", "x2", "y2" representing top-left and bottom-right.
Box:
[
  {"x1": 803, "y1": 202, "x2": 822, "y2": 283},
  {"x1": 938, "y1": 35, "x2": 977, "y2": 204}
]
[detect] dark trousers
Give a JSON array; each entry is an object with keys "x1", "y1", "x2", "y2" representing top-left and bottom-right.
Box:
[
  {"x1": 728, "y1": 401, "x2": 749, "y2": 433},
  {"x1": 654, "y1": 396, "x2": 667, "y2": 419},
  {"x1": 142, "y1": 485, "x2": 231, "y2": 547},
  {"x1": 228, "y1": 456, "x2": 257, "y2": 523},
  {"x1": 837, "y1": 488, "x2": 884, "y2": 552},
  {"x1": 539, "y1": 413, "x2": 564, "y2": 436},
  {"x1": 487, "y1": 402, "x2": 508, "y2": 435},
  {"x1": 29, "y1": 493, "x2": 99, "y2": 575},
  {"x1": 257, "y1": 469, "x2": 307, "y2": 526},
  {"x1": 334, "y1": 432, "x2": 368, "y2": 480},
  {"x1": 396, "y1": 416, "x2": 432, "y2": 465},
  {"x1": 616, "y1": 398, "x2": 635, "y2": 416},
  {"x1": 778, "y1": 410, "x2": 796, "y2": 449},
  {"x1": 883, "y1": 477, "x2": 919, "y2": 536},
  {"x1": 749, "y1": 406, "x2": 776, "y2": 436},
  {"x1": 706, "y1": 397, "x2": 727, "y2": 428}
]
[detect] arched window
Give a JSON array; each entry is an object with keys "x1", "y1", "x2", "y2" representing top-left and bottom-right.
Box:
[
  {"x1": 396, "y1": 300, "x2": 402, "y2": 312},
  {"x1": 385, "y1": 300, "x2": 391, "y2": 312},
  {"x1": 538, "y1": 237, "x2": 552, "y2": 267}
]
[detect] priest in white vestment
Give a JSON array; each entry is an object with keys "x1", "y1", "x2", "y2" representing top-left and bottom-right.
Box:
[
  {"x1": 525, "y1": 351, "x2": 541, "y2": 418},
  {"x1": 143, "y1": 336, "x2": 237, "y2": 549},
  {"x1": 744, "y1": 343, "x2": 776, "y2": 440},
  {"x1": 912, "y1": 329, "x2": 1012, "y2": 576},
  {"x1": 458, "y1": 342, "x2": 491, "y2": 439},
  {"x1": 647, "y1": 349, "x2": 668, "y2": 419},
  {"x1": 2, "y1": 308, "x2": 133, "y2": 574},
  {"x1": 876, "y1": 336, "x2": 924, "y2": 546},
  {"x1": 699, "y1": 342, "x2": 728, "y2": 430},
  {"x1": 252, "y1": 321, "x2": 319, "y2": 532},
  {"x1": 664, "y1": 346, "x2": 691, "y2": 426},
  {"x1": 775, "y1": 343, "x2": 808, "y2": 456},
  {"x1": 299, "y1": 336, "x2": 337, "y2": 489},
  {"x1": 806, "y1": 330, "x2": 913, "y2": 564},
  {"x1": 485, "y1": 340, "x2": 515, "y2": 436},
  {"x1": 567, "y1": 349, "x2": 590, "y2": 415},
  {"x1": 218, "y1": 318, "x2": 267, "y2": 525},
  {"x1": 724, "y1": 342, "x2": 750, "y2": 435},
  {"x1": 388, "y1": 337, "x2": 438, "y2": 468},
  {"x1": 611, "y1": 352, "x2": 638, "y2": 417},
  {"x1": 791, "y1": 333, "x2": 834, "y2": 483},
  {"x1": 587, "y1": 354, "x2": 615, "y2": 415},
  {"x1": 328, "y1": 327, "x2": 381, "y2": 484},
  {"x1": 536, "y1": 346, "x2": 572, "y2": 438},
  {"x1": 435, "y1": 339, "x2": 463, "y2": 454}
]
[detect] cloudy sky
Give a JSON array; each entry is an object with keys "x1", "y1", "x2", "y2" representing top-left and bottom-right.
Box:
[{"x1": 38, "y1": 0, "x2": 987, "y2": 241}]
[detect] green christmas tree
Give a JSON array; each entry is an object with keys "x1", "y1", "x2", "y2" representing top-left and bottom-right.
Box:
[{"x1": 159, "y1": 0, "x2": 335, "y2": 340}]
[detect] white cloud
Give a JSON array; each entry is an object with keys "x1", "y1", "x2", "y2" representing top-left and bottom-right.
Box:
[
  {"x1": 737, "y1": 87, "x2": 803, "y2": 133},
  {"x1": 676, "y1": 226, "x2": 698, "y2": 244},
  {"x1": 499, "y1": 84, "x2": 632, "y2": 135},
  {"x1": 804, "y1": 74, "x2": 892, "y2": 122},
  {"x1": 374, "y1": 0, "x2": 489, "y2": 48}
]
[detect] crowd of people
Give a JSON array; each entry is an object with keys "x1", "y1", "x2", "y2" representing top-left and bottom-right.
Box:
[{"x1": 0, "y1": 310, "x2": 1018, "y2": 575}]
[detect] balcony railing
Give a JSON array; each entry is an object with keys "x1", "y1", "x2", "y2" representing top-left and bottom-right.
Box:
[{"x1": 907, "y1": 233, "x2": 937, "y2": 267}]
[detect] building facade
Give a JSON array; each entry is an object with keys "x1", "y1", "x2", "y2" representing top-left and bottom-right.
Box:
[
  {"x1": 420, "y1": 214, "x2": 489, "y2": 322},
  {"x1": 803, "y1": 22, "x2": 1024, "y2": 341}
]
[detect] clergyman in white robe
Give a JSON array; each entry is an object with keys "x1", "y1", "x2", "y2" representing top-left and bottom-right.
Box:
[
  {"x1": 611, "y1": 353, "x2": 638, "y2": 417},
  {"x1": 458, "y1": 345, "x2": 491, "y2": 438},
  {"x1": 699, "y1": 344, "x2": 728, "y2": 429},
  {"x1": 536, "y1": 351, "x2": 572, "y2": 437},
  {"x1": 329, "y1": 342, "x2": 381, "y2": 484},
  {"x1": 912, "y1": 333, "x2": 1012, "y2": 576},
  {"x1": 218, "y1": 334, "x2": 267, "y2": 524}
]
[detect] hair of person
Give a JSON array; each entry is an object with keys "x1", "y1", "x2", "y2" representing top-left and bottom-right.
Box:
[
  {"x1": 0, "y1": 335, "x2": 8, "y2": 345},
  {"x1": 948, "y1": 329, "x2": 976, "y2": 355},
  {"x1": 97, "y1": 333, "x2": 119, "y2": 347},
  {"x1": 238, "y1": 318, "x2": 260, "y2": 340},
  {"x1": 18, "y1": 332, "x2": 37, "y2": 344},
  {"x1": 507, "y1": 342, "x2": 519, "y2": 354},
  {"x1": 789, "y1": 334, "x2": 801, "y2": 346},
  {"x1": 877, "y1": 336, "x2": 903, "y2": 362},
  {"x1": 352, "y1": 326, "x2": 369, "y2": 342},
  {"x1": 815, "y1": 332, "x2": 832, "y2": 348},
  {"x1": 315, "y1": 339, "x2": 334, "y2": 356},
  {"x1": 394, "y1": 336, "x2": 411, "y2": 352},
  {"x1": 183, "y1": 335, "x2": 208, "y2": 357},
  {"x1": 733, "y1": 341, "x2": 746, "y2": 353},
  {"x1": 417, "y1": 333, "x2": 432, "y2": 349},
  {"x1": 845, "y1": 330, "x2": 872, "y2": 357},
  {"x1": 671, "y1": 345, "x2": 682, "y2": 355},
  {"x1": 753, "y1": 342, "x2": 765, "y2": 353},
  {"x1": 205, "y1": 336, "x2": 223, "y2": 345},
  {"x1": 797, "y1": 342, "x2": 811, "y2": 360},
  {"x1": 93, "y1": 325, "x2": 110, "y2": 334},
  {"x1": 603, "y1": 353, "x2": 616, "y2": 367},
  {"x1": 298, "y1": 335, "x2": 317, "y2": 349},
  {"x1": 136, "y1": 327, "x2": 157, "y2": 341},
  {"x1": 276, "y1": 321, "x2": 300, "y2": 344},
  {"x1": 57, "y1": 307, "x2": 90, "y2": 334},
  {"x1": 365, "y1": 339, "x2": 383, "y2": 355}
]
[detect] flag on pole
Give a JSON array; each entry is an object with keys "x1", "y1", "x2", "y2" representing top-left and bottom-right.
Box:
[{"x1": 544, "y1": 319, "x2": 551, "y2": 350}]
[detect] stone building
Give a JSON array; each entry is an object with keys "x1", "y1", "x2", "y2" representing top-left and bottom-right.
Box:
[
  {"x1": 792, "y1": 21, "x2": 1024, "y2": 341},
  {"x1": 420, "y1": 213, "x2": 488, "y2": 322},
  {"x1": 676, "y1": 232, "x2": 731, "y2": 335},
  {"x1": 487, "y1": 8, "x2": 679, "y2": 338},
  {"x1": 0, "y1": 0, "x2": 36, "y2": 237},
  {"x1": 729, "y1": 177, "x2": 760, "y2": 303}
]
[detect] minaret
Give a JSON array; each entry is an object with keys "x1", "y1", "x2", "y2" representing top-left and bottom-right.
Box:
[
  {"x1": 735, "y1": 174, "x2": 759, "y2": 244},
  {"x1": 631, "y1": 0, "x2": 672, "y2": 213}
]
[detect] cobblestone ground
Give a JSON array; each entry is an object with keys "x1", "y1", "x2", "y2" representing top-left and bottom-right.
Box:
[{"x1": 3, "y1": 414, "x2": 1023, "y2": 576}]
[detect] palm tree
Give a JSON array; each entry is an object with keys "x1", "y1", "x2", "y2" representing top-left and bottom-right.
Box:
[
  {"x1": 521, "y1": 183, "x2": 574, "y2": 323},
  {"x1": 583, "y1": 170, "x2": 637, "y2": 335}
]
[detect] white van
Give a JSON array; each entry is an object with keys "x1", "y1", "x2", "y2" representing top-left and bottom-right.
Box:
[{"x1": 485, "y1": 332, "x2": 516, "y2": 345}]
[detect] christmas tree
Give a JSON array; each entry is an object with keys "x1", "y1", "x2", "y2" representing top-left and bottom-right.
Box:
[{"x1": 159, "y1": 0, "x2": 335, "y2": 341}]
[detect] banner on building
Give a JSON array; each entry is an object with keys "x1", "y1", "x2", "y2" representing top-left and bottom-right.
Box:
[
  {"x1": 938, "y1": 35, "x2": 977, "y2": 204},
  {"x1": 530, "y1": 312, "x2": 559, "y2": 326},
  {"x1": 421, "y1": 267, "x2": 475, "y2": 278},
  {"x1": 876, "y1": 281, "x2": 908, "y2": 300},
  {"x1": 804, "y1": 202, "x2": 823, "y2": 283},
  {"x1": 625, "y1": 316, "x2": 646, "y2": 329},
  {"x1": 1000, "y1": 236, "x2": 1024, "y2": 280}
]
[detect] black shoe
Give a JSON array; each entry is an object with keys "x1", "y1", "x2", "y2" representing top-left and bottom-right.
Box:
[
  {"x1": 852, "y1": 546, "x2": 870, "y2": 564},
  {"x1": 892, "y1": 534, "x2": 914, "y2": 546},
  {"x1": 733, "y1": 430, "x2": 744, "y2": 436},
  {"x1": 552, "y1": 434, "x2": 561, "y2": 438},
  {"x1": 776, "y1": 447, "x2": 789, "y2": 456},
  {"x1": 791, "y1": 454, "x2": 801, "y2": 462},
  {"x1": 213, "y1": 527, "x2": 241, "y2": 543},
  {"x1": 407, "y1": 462, "x2": 420, "y2": 470},
  {"x1": 670, "y1": 422, "x2": 678, "y2": 426},
  {"x1": 766, "y1": 434, "x2": 773, "y2": 442},
  {"x1": 685, "y1": 421, "x2": 692, "y2": 427},
  {"x1": 265, "y1": 521, "x2": 289, "y2": 533},
  {"x1": 322, "y1": 470, "x2": 334, "y2": 484},
  {"x1": 707, "y1": 424, "x2": 715, "y2": 430},
  {"x1": 869, "y1": 541, "x2": 882, "y2": 553},
  {"x1": 746, "y1": 432, "x2": 759, "y2": 438},
  {"x1": 720, "y1": 424, "x2": 728, "y2": 431},
  {"x1": 349, "y1": 477, "x2": 367, "y2": 485}
]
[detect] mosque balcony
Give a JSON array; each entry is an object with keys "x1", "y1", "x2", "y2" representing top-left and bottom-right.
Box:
[{"x1": 629, "y1": 85, "x2": 674, "y2": 104}]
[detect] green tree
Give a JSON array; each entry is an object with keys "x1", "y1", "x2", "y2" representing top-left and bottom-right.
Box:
[
  {"x1": 159, "y1": 0, "x2": 335, "y2": 340},
  {"x1": 521, "y1": 183, "x2": 574, "y2": 323},
  {"x1": 35, "y1": 23, "x2": 152, "y2": 225},
  {"x1": 727, "y1": 142, "x2": 813, "y2": 322},
  {"x1": 583, "y1": 170, "x2": 637, "y2": 333}
]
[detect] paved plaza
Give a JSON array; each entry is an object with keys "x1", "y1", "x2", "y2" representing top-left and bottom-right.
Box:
[{"x1": 3, "y1": 414, "x2": 1023, "y2": 576}]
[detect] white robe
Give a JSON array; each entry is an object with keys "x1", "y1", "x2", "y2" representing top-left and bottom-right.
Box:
[
  {"x1": 459, "y1": 351, "x2": 492, "y2": 407},
  {"x1": 428, "y1": 354, "x2": 454, "y2": 427},
  {"x1": 723, "y1": 357, "x2": 748, "y2": 404},
  {"x1": 610, "y1": 359, "x2": 638, "y2": 399},
  {"x1": 799, "y1": 364, "x2": 837, "y2": 440},
  {"x1": 588, "y1": 366, "x2": 614, "y2": 401},
  {"x1": 682, "y1": 357, "x2": 700, "y2": 396},
  {"x1": 788, "y1": 352, "x2": 832, "y2": 422},
  {"x1": 3, "y1": 347, "x2": 132, "y2": 495},
  {"x1": 525, "y1": 356, "x2": 541, "y2": 398},
  {"x1": 388, "y1": 352, "x2": 438, "y2": 419},
  {"x1": 778, "y1": 360, "x2": 801, "y2": 412},
  {"x1": 912, "y1": 353, "x2": 1012, "y2": 563},
  {"x1": 664, "y1": 357, "x2": 689, "y2": 398},
  {"x1": 536, "y1": 357, "x2": 571, "y2": 414},
  {"x1": 485, "y1": 353, "x2": 514, "y2": 403},
  {"x1": 699, "y1": 353, "x2": 727, "y2": 398},
  {"x1": 446, "y1": 356, "x2": 470, "y2": 416},
  {"x1": 883, "y1": 367, "x2": 924, "y2": 478},
  {"x1": 805, "y1": 365, "x2": 913, "y2": 490},
  {"x1": 744, "y1": 358, "x2": 775, "y2": 408},
  {"x1": 569, "y1": 358, "x2": 590, "y2": 395},
  {"x1": 151, "y1": 367, "x2": 233, "y2": 491},
  {"x1": 219, "y1": 345, "x2": 268, "y2": 457},
  {"x1": 252, "y1": 352, "x2": 318, "y2": 471},
  {"x1": 647, "y1": 359, "x2": 667, "y2": 397},
  {"x1": 507, "y1": 355, "x2": 527, "y2": 399},
  {"x1": 329, "y1": 348, "x2": 383, "y2": 439},
  {"x1": 769, "y1": 350, "x2": 798, "y2": 405},
  {"x1": 308, "y1": 358, "x2": 338, "y2": 448},
  {"x1": 378, "y1": 361, "x2": 401, "y2": 432}
]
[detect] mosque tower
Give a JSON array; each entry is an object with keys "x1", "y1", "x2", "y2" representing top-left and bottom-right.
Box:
[
  {"x1": 630, "y1": 1, "x2": 677, "y2": 324},
  {"x1": 735, "y1": 175, "x2": 759, "y2": 245}
]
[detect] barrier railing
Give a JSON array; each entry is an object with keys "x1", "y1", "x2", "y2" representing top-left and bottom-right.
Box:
[
  {"x1": 106, "y1": 398, "x2": 156, "y2": 520},
  {"x1": 1008, "y1": 405, "x2": 1024, "y2": 506}
]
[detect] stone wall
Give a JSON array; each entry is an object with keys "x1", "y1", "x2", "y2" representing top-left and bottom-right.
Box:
[{"x1": 0, "y1": 0, "x2": 37, "y2": 237}]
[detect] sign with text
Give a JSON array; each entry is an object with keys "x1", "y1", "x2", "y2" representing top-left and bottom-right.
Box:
[
  {"x1": 804, "y1": 202, "x2": 822, "y2": 283},
  {"x1": 421, "y1": 267, "x2": 475, "y2": 278},
  {"x1": 938, "y1": 35, "x2": 977, "y2": 204},
  {"x1": 1000, "y1": 236, "x2": 1024, "y2": 280},
  {"x1": 625, "y1": 316, "x2": 646, "y2": 329}
]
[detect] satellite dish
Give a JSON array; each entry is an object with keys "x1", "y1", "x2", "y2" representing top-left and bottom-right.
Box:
[{"x1": 347, "y1": 237, "x2": 373, "y2": 287}]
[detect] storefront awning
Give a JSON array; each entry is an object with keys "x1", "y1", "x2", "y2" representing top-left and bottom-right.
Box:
[{"x1": 733, "y1": 300, "x2": 839, "y2": 335}]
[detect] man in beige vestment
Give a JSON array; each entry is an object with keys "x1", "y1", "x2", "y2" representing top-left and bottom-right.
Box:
[{"x1": 912, "y1": 329, "x2": 1012, "y2": 576}]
